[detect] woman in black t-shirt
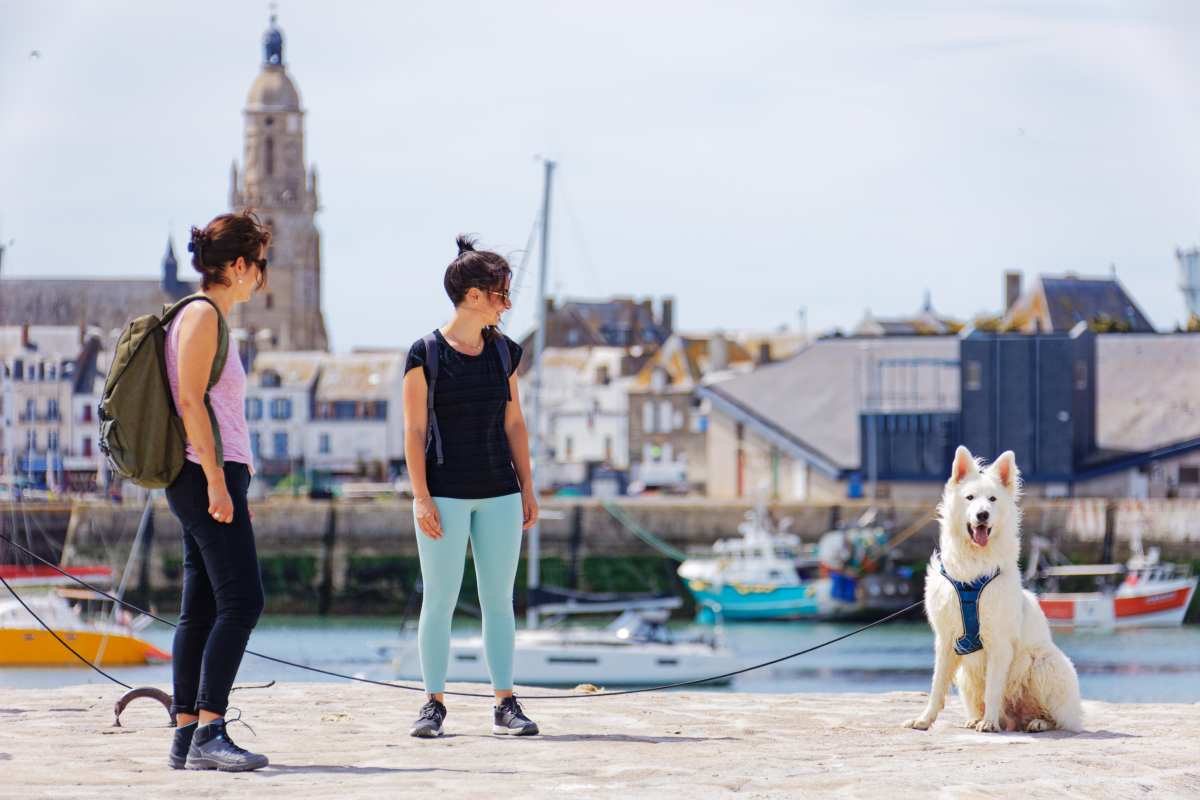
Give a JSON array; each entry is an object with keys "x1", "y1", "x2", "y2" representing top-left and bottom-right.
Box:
[{"x1": 401, "y1": 236, "x2": 540, "y2": 738}]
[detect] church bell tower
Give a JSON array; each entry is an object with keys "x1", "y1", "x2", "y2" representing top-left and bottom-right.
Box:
[{"x1": 229, "y1": 15, "x2": 329, "y2": 353}]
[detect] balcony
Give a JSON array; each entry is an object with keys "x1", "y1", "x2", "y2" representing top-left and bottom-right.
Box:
[{"x1": 18, "y1": 412, "x2": 61, "y2": 423}]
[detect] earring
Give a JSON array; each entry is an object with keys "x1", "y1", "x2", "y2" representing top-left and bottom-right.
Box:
[{"x1": 238, "y1": 277, "x2": 245, "y2": 284}]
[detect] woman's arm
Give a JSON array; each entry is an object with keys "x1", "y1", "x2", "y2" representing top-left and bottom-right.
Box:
[
  {"x1": 504, "y1": 371, "x2": 539, "y2": 530},
  {"x1": 174, "y1": 302, "x2": 232, "y2": 524},
  {"x1": 402, "y1": 367, "x2": 442, "y2": 539}
]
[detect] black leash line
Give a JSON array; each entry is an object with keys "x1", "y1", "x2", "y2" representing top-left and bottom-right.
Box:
[{"x1": 0, "y1": 531, "x2": 923, "y2": 700}]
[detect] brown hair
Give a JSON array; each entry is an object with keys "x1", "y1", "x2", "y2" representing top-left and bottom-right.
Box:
[
  {"x1": 444, "y1": 236, "x2": 513, "y2": 341},
  {"x1": 188, "y1": 210, "x2": 271, "y2": 292}
]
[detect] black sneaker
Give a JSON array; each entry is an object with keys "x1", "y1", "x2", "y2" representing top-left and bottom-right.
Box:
[
  {"x1": 168, "y1": 721, "x2": 196, "y2": 769},
  {"x1": 185, "y1": 717, "x2": 269, "y2": 772},
  {"x1": 493, "y1": 695, "x2": 538, "y2": 736},
  {"x1": 410, "y1": 698, "x2": 447, "y2": 738}
]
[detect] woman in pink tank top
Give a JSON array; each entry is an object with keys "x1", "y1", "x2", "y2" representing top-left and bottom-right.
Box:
[{"x1": 162, "y1": 211, "x2": 272, "y2": 772}]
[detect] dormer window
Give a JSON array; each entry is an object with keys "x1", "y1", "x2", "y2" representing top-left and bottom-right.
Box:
[{"x1": 261, "y1": 370, "x2": 282, "y2": 388}]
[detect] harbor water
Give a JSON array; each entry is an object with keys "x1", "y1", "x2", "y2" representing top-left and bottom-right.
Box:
[{"x1": 2, "y1": 616, "x2": 1198, "y2": 704}]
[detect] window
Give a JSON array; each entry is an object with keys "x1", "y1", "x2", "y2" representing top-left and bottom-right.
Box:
[
  {"x1": 642, "y1": 401, "x2": 655, "y2": 433},
  {"x1": 565, "y1": 437, "x2": 574, "y2": 460},
  {"x1": 265, "y1": 293, "x2": 274, "y2": 310},
  {"x1": 273, "y1": 433, "x2": 288, "y2": 459},
  {"x1": 605, "y1": 436, "x2": 613, "y2": 460},
  {"x1": 48, "y1": 364, "x2": 56, "y2": 380},
  {"x1": 250, "y1": 433, "x2": 261, "y2": 457},
  {"x1": 82, "y1": 437, "x2": 92, "y2": 457},
  {"x1": 82, "y1": 405, "x2": 92, "y2": 422},
  {"x1": 48, "y1": 431, "x2": 58, "y2": 450},
  {"x1": 1074, "y1": 360, "x2": 1088, "y2": 390},
  {"x1": 319, "y1": 434, "x2": 330, "y2": 454},
  {"x1": 567, "y1": 330, "x2": 579, "y2": 346},
  {"x1": 689, "y1": 413, "x2": 707, "y2": 433},
  {"x1": 265, "y1": 137, "x2": 274, "y2": 176},
  {"x1": 245, "y1": 398, "x2": 263, "y2": 420},
  {"x1": 965, "y1": 361, "x2": 982, "y2": 391},
  {"x1": 26, "y1": 431, "x2": 36, "y2": 451},
  {"x1": 334, "y1": 401, "x2": 357, "y2": 420},
  {"x1": 270, "y1": 397, "x2": 292, "y2": 420},
  {"x1": 660, "y1": 400, "x2": 674, "y2": 433},
  {"x1": 1180, "y1": 467, "x2": 1200, "y2": 485},
  {"x1": 650, "y1": 368, "x2": 667, "y2": 393},
  {"x1": 47, "y1": 399, "x2": 58, "y2": 420},
  {"x1": 262, "y1": 370, "x2": 282, "y2": 388},
  {"x1": 26, "y1": 398, "x2": 35, "y2": 420},
  {"x1": 374, "y1": 401, "x2": 388, "y2": 420}
]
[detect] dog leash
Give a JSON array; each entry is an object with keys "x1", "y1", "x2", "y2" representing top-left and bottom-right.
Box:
[{"x1": 0, "y1": 530, "x2": 924, "y2": 700}]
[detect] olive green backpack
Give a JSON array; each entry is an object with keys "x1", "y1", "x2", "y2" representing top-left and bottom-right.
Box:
[{"x1": 98, "y1": 294, "x2": 229, "y2": 488}]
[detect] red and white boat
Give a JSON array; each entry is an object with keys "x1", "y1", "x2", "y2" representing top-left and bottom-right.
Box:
[{"x1": 1029, "y1": 534, "x2": 1197, "y2": 629}]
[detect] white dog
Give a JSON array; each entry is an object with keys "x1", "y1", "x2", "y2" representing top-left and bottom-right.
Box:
[{"x1": 903, "y1": 446, "x2": 1083, "y2": 733}]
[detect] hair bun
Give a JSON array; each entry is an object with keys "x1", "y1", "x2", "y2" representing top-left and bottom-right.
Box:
[{"x1": 455, "y1": 234, "x2": 477, "y2": 257}]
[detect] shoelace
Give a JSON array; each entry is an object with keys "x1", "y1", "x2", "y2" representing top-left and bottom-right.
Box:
[
  {"x1": 215, "y1": 708, "x2": 257, "y2": 752},
  {"x1": 499, "y1": 696, "x2": 526, "y2": 719},
  {"x1": 419, "y1": 701, "x2": 444, "y2": 720}
]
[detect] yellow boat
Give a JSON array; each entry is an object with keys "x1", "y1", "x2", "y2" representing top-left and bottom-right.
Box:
[{"x1": 0, "y1": 589, "x2": 171, "y2": 666}]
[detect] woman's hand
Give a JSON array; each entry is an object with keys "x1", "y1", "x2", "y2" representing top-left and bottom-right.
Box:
[
  {"x1": 521, "y1": 489, "x2": 539, "y2": 530},
  {"x1": 415, "y1": 497, "x2": 443, "y2": 539},
  {"x1": 208, "y1": 482, "x2": 234, "y2": 524}
]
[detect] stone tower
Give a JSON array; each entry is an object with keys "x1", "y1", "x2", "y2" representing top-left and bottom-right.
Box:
[{"x1": 229, "y1": 16, "x2": 329, "y2": 353}]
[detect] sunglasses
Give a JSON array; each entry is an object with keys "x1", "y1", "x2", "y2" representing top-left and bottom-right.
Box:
[{"x1": 485, "y1": 288, "x2": 511, "y2": 303}]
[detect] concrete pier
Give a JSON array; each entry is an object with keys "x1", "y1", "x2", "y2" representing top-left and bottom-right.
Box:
[{"x1": 0, "y1": 682, "x2": 1195, "y2": 798}]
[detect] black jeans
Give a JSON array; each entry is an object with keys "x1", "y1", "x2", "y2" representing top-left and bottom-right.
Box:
[{"x1": 165, "y1": 460, "x2": 264, "y2": 717}]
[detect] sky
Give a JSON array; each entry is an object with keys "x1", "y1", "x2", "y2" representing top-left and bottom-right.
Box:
[{"x1": 1, "y1": 0, "x2": 1197, "y2": 351}]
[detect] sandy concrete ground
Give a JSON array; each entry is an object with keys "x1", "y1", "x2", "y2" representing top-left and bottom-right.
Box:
[{"x1": 0, "y1": 682, "x2": 1196, "y2": 799}]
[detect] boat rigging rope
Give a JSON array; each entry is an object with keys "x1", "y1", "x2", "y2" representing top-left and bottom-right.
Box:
[{"x1": 0, "y1": 530, "x2": 923, "y2": 701}]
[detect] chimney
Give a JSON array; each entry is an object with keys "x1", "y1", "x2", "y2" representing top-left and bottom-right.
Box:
[
  {"x1": 1005, "y1": 272, "x2": 1022, "y2": 314},
  {"x1": 661, "y1": 297, "x2": 674, "y2": 334},
  {"x1": 20, "y1": 323, "x2": 30, "y2": 350},
  {"x1": 710, "y1": 332, "x2": 728, "y2": 372},
  {"x1": 758, "y1": 342, "x2": 771, "y2": 366}
]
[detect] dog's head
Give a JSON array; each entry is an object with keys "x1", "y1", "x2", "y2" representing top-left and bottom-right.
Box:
[{"x1": 940, "y1": 445, "x2": 1022, "y2": 553}]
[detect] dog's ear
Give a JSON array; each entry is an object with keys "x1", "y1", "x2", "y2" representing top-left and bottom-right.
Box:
[
  {"x1": 951, "y1": 446, "x2": 975, "y2": 485},
  {"x1": 991, "y1": 451, "x2": 1020, "y2": 493}
]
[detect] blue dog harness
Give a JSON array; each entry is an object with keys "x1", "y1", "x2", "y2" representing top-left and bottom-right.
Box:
[{"x1": 939, "y1": 562, "x2": 1001, "y2": 655}]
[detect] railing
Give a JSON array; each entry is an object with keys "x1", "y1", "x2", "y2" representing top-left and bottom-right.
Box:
[{"x1": 18, "y1": 412, "x2": 61, "y2": 423}]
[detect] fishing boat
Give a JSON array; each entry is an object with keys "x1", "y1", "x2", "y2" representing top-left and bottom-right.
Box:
[
  {"x1": 678, "y1": 505, "x2": 919, "y2": 621},
  {"x1": 0, "y1": 586, "x2": 171, "y2": 666},
  {"x1": 1028, "y1": 530, "x2": 1197, "y2": 629}
]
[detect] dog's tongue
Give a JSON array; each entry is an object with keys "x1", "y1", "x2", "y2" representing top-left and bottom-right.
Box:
[{"x1": 972, "y1": 525, "x2": 990, "y2": 547}]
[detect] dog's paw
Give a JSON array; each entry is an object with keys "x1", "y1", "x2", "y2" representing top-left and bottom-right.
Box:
[
  {"x1": 964, "y1": 718, "x2": 981, "y2": 728},
  {"x1": 902, "y1": 718, "x2": 932, "y2": 730},
  {"x1": 975, "y1": 718, "x2": 1001, "y2": 733},
  {"x1": 1026, "y1": 718, "x2": 1051, "y2": 733}
]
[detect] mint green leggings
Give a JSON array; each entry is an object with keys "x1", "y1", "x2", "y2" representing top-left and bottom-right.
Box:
[{"x1": 414, "y1": 493, "x2": 523, "y2": 694}]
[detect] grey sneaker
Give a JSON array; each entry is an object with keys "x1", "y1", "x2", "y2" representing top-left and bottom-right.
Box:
[
  {"x1": 410, "y1": 698, "x2": 447, "y2": 738},
  {"x1": 168, "y1": 721, "x2": 196, "y2": 769},
  {"x1": 493, "y1": 695, "x2": 538, "y2": 736},
  {"x1": 185, "y1": 718, "x2": 269, "y2": 772}
]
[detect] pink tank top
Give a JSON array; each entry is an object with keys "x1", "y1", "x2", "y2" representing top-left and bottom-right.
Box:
[{"x1": 164, "y1": 302, "x2": 255, "y2": 470}]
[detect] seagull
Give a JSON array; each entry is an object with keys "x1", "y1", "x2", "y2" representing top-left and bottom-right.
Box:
[{"x1": 29, "y1": 51, "x2": 40, "y2": 59}]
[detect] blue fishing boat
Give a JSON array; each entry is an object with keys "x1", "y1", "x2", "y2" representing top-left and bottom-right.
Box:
[{"x1": 678, "y1": 504, "x2": 918, "y2": 622}]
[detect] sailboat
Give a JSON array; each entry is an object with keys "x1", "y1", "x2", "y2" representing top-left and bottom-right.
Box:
[{"x1": 373, "y1": 161, "x2": 740, "y2": 686}]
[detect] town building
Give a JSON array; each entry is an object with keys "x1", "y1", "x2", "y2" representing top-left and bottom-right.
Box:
[
  {"x1": 0, "y1": 325, "x2": 107, "y2": 493},
  {"x1": 243, "y1": 350, "x2": 406, "y2": 486},
  {"x1": 853, "y1": 292, "x2": 961, "y2": 337},
  {"x1": 1000, "y1": 272, "x2": 1155, "y2": 334},
  {"x1": 626, "y1": 332, "x2": 757, "y2": 493}
]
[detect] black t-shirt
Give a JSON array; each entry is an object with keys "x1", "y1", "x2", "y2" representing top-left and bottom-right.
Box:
[{"x1": 405, "y1": 330, "x2": 523, "y2": 499}]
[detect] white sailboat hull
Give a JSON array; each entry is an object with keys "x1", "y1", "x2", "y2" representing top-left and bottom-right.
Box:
[{"x1": 384, "y1": 631, "x2": 741, "y2": 687}]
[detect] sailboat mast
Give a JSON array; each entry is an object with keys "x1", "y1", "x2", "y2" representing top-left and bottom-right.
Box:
[{"x1": 526, "y1": 158, "x2": 554, "y2": 631}]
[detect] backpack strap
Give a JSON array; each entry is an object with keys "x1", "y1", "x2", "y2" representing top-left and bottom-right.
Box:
[
  {"x1": 493, "y1": 331, "x2": 512, "y2": 401},
  {"x1": 159, "y1": 294, "x2": 230, "y2": 467},
  {"x1": 422, "y1": 332, "x2": 443, "y2": 467}
]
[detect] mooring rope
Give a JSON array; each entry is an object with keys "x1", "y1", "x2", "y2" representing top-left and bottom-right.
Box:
[{"x1": 0, "y1": 531, "x2": 922, "y2": 700}]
